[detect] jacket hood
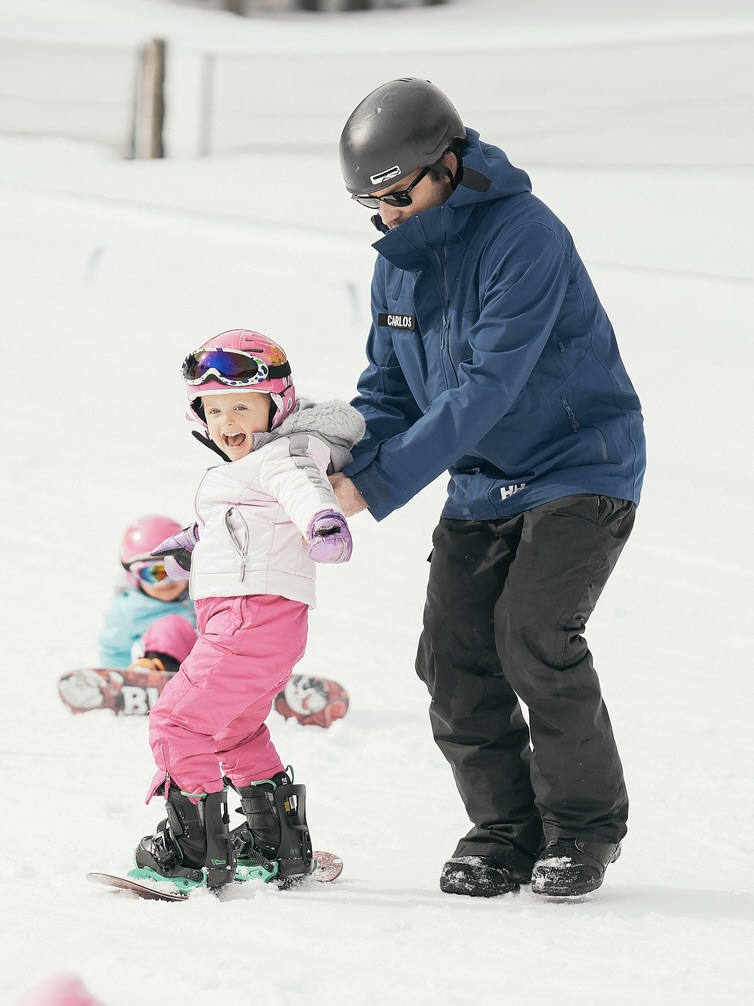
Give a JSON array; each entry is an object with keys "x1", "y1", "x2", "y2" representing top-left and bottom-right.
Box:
[
  {"x1": 452, "y1": 128, "x2": 532, "y2": 204},
  {"x1": 251, "y1": 397, "x2": 366, "y2": 473},
  {"x1": 371, "y1": 129, "x2": 532, "y2": 245}
]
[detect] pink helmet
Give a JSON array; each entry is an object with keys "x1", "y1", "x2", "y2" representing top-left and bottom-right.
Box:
[
  {"x1": 183, "y1": 329, "x2": 296, "y2": 437},
  {"x1": 121, "y1": 514, "x2": 183, "y2": 586}
]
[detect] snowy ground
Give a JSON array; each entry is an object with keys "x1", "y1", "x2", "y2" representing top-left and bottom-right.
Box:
[{"x1": 1, "y1": 1, "x2": 753, "y2": 1004}]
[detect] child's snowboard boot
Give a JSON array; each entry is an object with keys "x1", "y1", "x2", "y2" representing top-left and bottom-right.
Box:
[
  {"x1": 232, "y1": 769, "x2": 314, "y2": 883},
  {"x1": 133, "y1": 788, "x2": 235, "y2": 891}
]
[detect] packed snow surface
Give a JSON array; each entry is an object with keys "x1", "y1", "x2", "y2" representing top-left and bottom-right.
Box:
[{"x1": 1, "y1": 1, "x2": 752, "y2": 1004}]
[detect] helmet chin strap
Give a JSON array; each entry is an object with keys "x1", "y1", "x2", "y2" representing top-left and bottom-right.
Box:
[
  {"x1": 191, "y1": 430, "x2": 231, "y2": 462},
  {"x1": 371, "y1": 213, "x2": 389, "y2": 234},
  {"x1": 432, "y1": 159, "x2": 461, "y2": 190}
]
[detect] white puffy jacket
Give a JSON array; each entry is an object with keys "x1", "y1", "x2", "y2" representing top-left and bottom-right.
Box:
[{"x1": 189, "y1": 400, "x2": 365, "y2": 608}]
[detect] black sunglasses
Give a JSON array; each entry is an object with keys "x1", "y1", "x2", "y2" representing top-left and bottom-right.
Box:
[{"x1": 352, "y1": 165, "x2": 434, "y2": 210}]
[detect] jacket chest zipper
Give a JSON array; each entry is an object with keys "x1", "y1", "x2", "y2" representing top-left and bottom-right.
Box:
[
  {"x1": 563, "y1": 398, "x2": 581, "y2": 431},
  {"x1": 434, "y1": 247, "x2": 456, "y2": 386},
  {"x1": 225, "y1": 506, "x2": 249, "y2": 581}
]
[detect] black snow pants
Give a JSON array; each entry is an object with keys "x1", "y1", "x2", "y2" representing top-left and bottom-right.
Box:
[{"x1": 415, "y1": 494, "x2": 636, "y2": 875}]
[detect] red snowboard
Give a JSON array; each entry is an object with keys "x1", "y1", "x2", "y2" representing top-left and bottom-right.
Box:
[
  {"x1": 60, "y1": 667, "x2": 349, "y2": 726},
  {"x1": 273, "y1": 674, "x2": 349, "y2": 728},
  {"x1": 58, "y1": 666, "x2": 172, "y2": 716}
]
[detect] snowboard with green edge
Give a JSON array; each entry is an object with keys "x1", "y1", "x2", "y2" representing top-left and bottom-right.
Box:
[{"x1": 87, "y1": 851, "x2": 343, "y2": 901}]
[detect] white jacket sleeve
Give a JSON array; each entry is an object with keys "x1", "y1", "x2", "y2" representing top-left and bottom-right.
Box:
[{"x1": 257, "y1": 434, "x2": 343, "y2": 536}]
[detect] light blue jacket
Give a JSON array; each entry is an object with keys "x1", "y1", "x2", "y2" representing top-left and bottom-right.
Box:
[
  {"x1": 345, "y1": 129, "x2": 646, "y2": 521},
  {"x1": 98, "y1": 586, "x2": 196, "y2": 668}
]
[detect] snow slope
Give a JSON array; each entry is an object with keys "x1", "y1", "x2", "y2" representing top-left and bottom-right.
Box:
[{"x1": 0, "y1": 1, "x2": 752, "y2": 1004}]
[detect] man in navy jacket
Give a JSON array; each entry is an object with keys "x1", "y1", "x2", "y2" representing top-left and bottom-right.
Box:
[{"x1": 333, "y1": 78, "x2": 646, "y2": 899}]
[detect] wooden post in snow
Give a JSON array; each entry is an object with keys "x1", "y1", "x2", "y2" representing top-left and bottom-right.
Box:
[{"x1": 133, "y1": 37, "x2": 166, "y2": 159}]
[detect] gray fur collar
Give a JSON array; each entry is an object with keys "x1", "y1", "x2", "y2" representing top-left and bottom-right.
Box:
[{"x1": 252, "y1": 397, "x2": 365, "y2": 472}]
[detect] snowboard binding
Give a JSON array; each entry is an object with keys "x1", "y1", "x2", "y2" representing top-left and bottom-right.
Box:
[
  {"x1": 131, "y1": 788, "x2": 236, "y2": 893},
  {"x1": 231, "y1": 769, "x2": 314, "y2": 885}
]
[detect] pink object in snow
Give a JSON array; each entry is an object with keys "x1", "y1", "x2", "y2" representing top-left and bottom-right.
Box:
[{"x1": 11, "y1": 972, "x2": 107, "y2": 1006}]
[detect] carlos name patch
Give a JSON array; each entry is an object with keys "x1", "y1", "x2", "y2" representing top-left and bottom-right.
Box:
[{"x1": 378, "y1": 312, "x2": 416, "y2": 330}]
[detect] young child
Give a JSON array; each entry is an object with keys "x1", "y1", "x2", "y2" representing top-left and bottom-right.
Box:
[
  {"x1": 98, "y1": 514, "x2": 198, "y2": 673},
  {"x1": 131, "y1": 329, "x2": 363, "y2": 893}
]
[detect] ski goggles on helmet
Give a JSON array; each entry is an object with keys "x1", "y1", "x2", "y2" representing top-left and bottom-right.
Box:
[
  {"x1": 182, "y1": 348, "x2": 291, "y2": 388},
  {"x1": 128, "y1": 560, "x2": 170, "y2": 586},
  {"x1": 352, "y1": 164, "x2": 434, "y2": 209}
]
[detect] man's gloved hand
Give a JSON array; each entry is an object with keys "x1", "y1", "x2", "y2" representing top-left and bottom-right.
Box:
[
  {"x1": 307, "y1": 510, "x2": 352, "y2": 564},
  {"x1": 151, "y1": 524, "x2": 200, "y2": 581}
]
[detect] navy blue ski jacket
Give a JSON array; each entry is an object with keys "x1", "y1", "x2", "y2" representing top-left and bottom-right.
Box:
[{"x1": 345, "y1": 129, "x2": 646, "y2": 521}]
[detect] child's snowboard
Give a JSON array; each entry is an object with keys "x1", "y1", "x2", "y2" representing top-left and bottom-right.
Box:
[
  {"x1": 60, "y1": 668, "x2": 349, "y2": 726},
  {"x1": 87, "y1": 851, "x2": 343, "y2": 901},
  {"x1": 87, "y1": 871, "x2": 188, "y2": 901}
]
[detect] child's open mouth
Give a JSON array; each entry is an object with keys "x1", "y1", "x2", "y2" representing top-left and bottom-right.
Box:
[{"x1": 225, "y1": 433, "x2": 246, "y2": 449}]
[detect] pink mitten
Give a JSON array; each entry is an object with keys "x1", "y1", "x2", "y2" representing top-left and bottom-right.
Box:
[
  {"x1": 307, "y1": 510, "x2": 352, "y2": 564},
  {"x1": 151, "y1": 524, "x2": 199, "y2": 579}
]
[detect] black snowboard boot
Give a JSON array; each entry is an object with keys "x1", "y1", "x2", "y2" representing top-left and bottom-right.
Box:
[
  {"x1": 134, "y1": 788, "x2": 235, "y2": 890},
  {"x1": 531, "y1": 838, "x2": 621, "y2": 897},
  {"x1": 440, "y1": 856, "x2": 529, "y2": 898},
  {"x1": 233, "y1": 770, "x2": 314, "y2": 882}
]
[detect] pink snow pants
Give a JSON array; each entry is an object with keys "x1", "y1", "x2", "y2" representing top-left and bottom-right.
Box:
[{"x1": 146, "y1": 593, "x2": 308, "y2": 801}]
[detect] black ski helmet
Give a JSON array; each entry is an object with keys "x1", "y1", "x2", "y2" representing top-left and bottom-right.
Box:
[{"x1": 339, "y1": 78, "x2": 466, "y2": 196}]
